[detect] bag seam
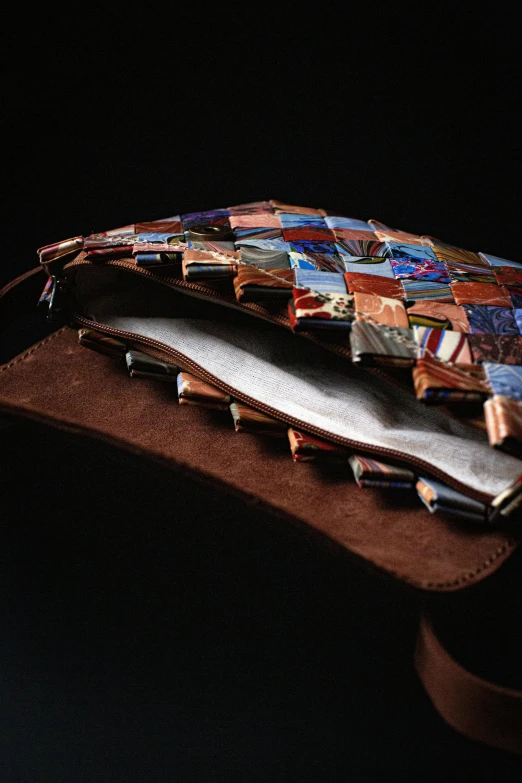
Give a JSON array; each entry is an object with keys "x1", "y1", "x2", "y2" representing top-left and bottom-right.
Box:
[{"x1": 0, "y1": 327, "x2": 67, "y2": 374}]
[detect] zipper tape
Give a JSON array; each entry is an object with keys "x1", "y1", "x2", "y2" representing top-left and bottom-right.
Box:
[{"x1": 68, "y1": 307, "x2": 522, "y2": 510}]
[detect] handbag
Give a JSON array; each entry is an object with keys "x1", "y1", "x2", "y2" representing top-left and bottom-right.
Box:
[
  {"x1": 2, "y1": 199, "x2": 522, "y2": 754},
  {"x1": 36, "y1": 199, "x2": 522, "y2": 523}
]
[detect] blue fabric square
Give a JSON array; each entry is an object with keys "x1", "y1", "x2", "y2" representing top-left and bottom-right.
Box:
[
  {"x1": 463, "y1": 305, "x2": 520, "y2": 335},
  {"x1": 294, "y1": 269, "x2": 347, "y2": 294},
  {"x1": 484, "y1": 363, "x2": 522, "y2": 399},
  {"x1": 386, "y1": 242, "x2": 438, "y2": 262}
]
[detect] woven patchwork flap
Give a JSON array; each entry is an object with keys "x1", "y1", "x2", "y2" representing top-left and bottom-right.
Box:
[{"x1": 36, "y1": 198, "x2": 522, "y2": 520}]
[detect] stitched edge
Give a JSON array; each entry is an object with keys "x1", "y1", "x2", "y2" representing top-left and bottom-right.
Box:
[
  {"x1": 0, "y1": 327, "x2": 519, "y2": 590},
  {"x1": 0, "y1": 395, "x2": 518, "y2": 592},
  {"x1": 420, "y1": 540, "x2": 518, "y2": 591},
  {"x1": 0, "y1": 327, "x2": 68, "y2": 374}
]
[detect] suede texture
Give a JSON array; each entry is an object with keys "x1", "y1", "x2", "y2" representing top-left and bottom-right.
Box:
[
  {"x1": 0, "y1": 313, "x2": 519, "y2": 589},
  {"x1": 1, "y1": 268, "x2": 520, "y2": 590}
]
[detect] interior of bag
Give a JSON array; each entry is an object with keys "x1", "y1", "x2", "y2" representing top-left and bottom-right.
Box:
[{"x1": 70, "y1": 265, "x2": 522, "y2": 501}]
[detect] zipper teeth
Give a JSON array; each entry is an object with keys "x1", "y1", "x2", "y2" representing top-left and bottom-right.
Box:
[
  {"x1": 71, "y1": 311, "x2": 496, "y2": 506},
  {"x1": 64, "y1": 256, "x2": 290, "y2": 321},
  {"x1": 63, "y1": 256, "x2": 353, "y2": 360}
]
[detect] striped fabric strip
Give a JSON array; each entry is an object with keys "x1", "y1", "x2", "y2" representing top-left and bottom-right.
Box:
[
  {"x1": 349, "y1": 322, "x2": 417, "y2": 366},
  {"x1": 38, "y1": 236, "x2": 83, "y2": 263},
  {"x1": 348, "y1": 455, "x2": 415, "y2": 488},
  {"x1": 413, "y1": 358, "x2": 490, "y2": 401},
  {"x1": 85, "y1": 246, "x2": 133, "y2": 260},
  {"x1": 233, "y1": 266, "x2": 294, "y2": 302},
  {"x1": 413, "y1": 326, "x2": 473, "y2": 363},
  {"x1": 230, "y1": 402, "x2": 287, "y2": 435},
  {"x1": 484, "y1": 395, "x2": 522, "y2": 456},
  {"x1": 294, "y1": 269, "x2": 347, "y2": 294},
  {"x1": 78, "y1": 328, "x2": 127, "y2": 359},
  {"x1": 401, "y1": 279, "x2": 454, "y2": 302},
  {"x1": 234, "y1": 227, "x2": 284, "y2": 241},
  {"x1": 433, "y1": 246, "x2": 485, "y2": 267},
  {"x1": 176, "y1": 371, "x2": 231, "y2": 409},
  {"x1": 335, "y1": 240, "x2": 391, "y2": 258},
  {"x1": 287, "y1": 428, "x2": 349, "y2": 462},
  {"x1": 38, "y1": 277, "x2": 53, "y2": 305},
  {"x1": 447, "y1": 261, "x2": 496, "y2": 283}
]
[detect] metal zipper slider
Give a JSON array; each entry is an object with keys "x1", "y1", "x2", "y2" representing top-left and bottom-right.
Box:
[
  {"x1": 46, "y1": 276, "x2": 68, "y2": 325},
  {"x1": 125, "y1": 350, "x2": 179, "y2": 382},
  {"x1": 488, "y1": 475, "x2": 522, "y2": 523}
]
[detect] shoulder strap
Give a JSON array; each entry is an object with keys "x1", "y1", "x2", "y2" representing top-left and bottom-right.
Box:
[{"x1": 415, "y1": 614, "x2": 522, "y2": 754}]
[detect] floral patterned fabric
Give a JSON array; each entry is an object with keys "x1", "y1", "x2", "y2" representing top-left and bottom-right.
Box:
[{"x1": 290, "y1": 288, "x2": 355, "y2": 329}]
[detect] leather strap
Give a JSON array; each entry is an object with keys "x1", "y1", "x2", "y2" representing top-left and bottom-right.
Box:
[
  {"x1": 415, "y1": 614, "x2": 522, "y2": 754},
  {"x1": 0, "y1": 266, "x2": 45, "y2": 329}
]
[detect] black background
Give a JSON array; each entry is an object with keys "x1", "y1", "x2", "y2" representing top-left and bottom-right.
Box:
[
  {"x1": 3, "y1": 11, "x2": 521, "y2": 286},
  {"x1": 2, "y1": 10, "x2": 522, "y2": 781}
]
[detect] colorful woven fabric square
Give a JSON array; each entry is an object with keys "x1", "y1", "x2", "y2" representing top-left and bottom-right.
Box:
[
  {"x1": 290, "y1": 289, "x2": 355, "y2": 329},
  {"x1": 483, "y1": 363, "x2": 522, "y2": 400},
  {"x1": 387, "y1": 242, "x2": 438, "y2": 262},
  {"x1": 463, "y1": 305, "x2": 519, "y2": 335},
  {"x1": 390, "y1": 258, "x2": 449, "y2": 282},
  {"x1": 344, "y1": 273, "x2": 405, "y2": 299},
  {"x1": 349, "y1": 322, "x2": 417, "y2": 366},
  {"x1": 341, "y1": 258, "x2": 395, "y2": 278},
  {"x1": 234, "y1": 266, "x2": 294, "y2": 302},
  {"x1": 354, "y1": 293, "x2": 409, "y2": 328},
  {"x1": 484, "y1": 395, "x2": 522, "y2": 455},
  {"x1": 469, "y1": 335, "x2": 522, "y2": 365},
  {"x1": 413, "y1": 326, "x2": 472, "y2": 363},
  {"x1": 406, "y1": 302, "x2": 470, "y2": 331}
]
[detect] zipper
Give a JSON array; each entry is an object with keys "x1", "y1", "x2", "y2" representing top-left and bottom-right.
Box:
[
  {"x1": 69, "y1": 308, "x2": 500, "y2": 507},
  {"x1": 62, "y1": 255, "x2": 354, "y2": 360}
]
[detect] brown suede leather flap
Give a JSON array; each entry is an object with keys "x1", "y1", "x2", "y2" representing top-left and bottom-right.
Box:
[{"x1": 0, "y1": 326, "x2": 519, "y2": 590}]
